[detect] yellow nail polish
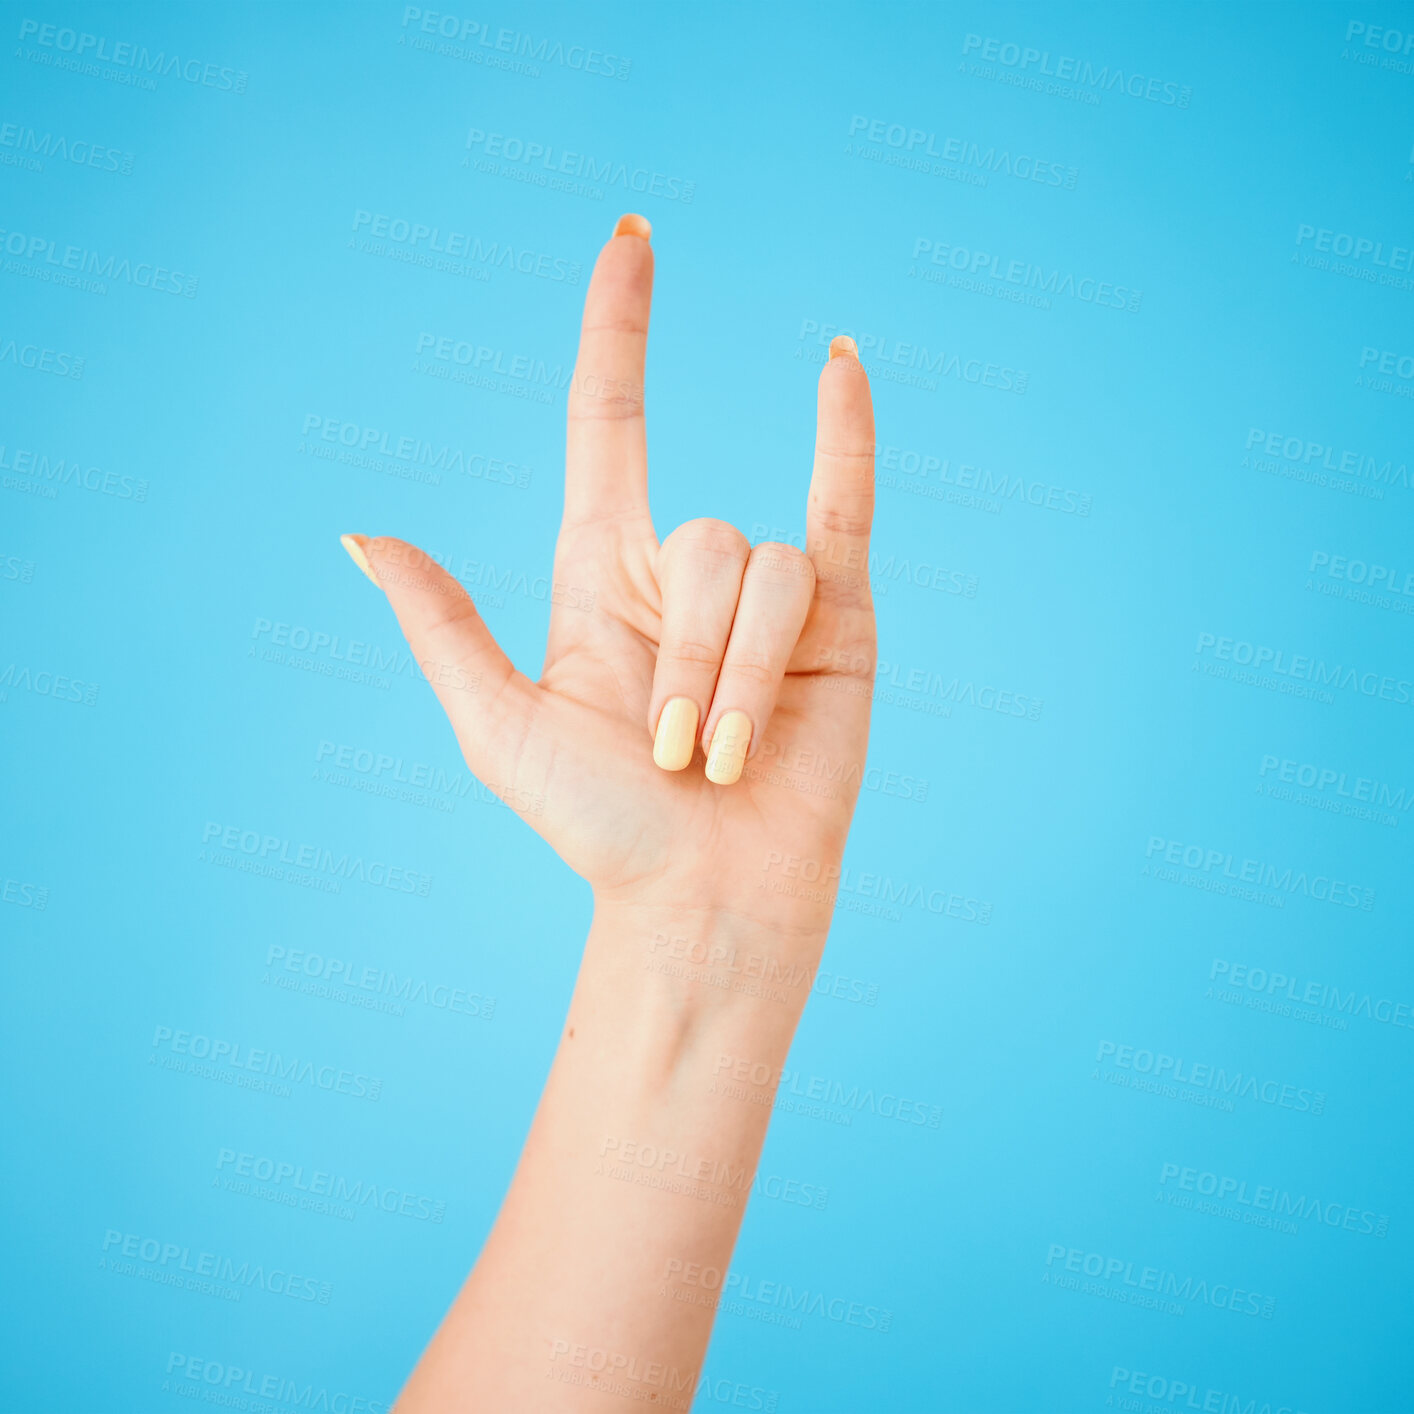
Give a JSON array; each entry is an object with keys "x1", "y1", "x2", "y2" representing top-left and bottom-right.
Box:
[
  {"x1": 705, "y1": 710, "x2": 752, "y2": 786},
  {"x1": 653, "y1": 697, "x2": 699, "y2": 771},
  {"x1": 340, "y1": 534, "x2": 379, "y2": 587},
  {"x1": 829, "y1": 334, "x2": 858, "y2": 361},
  {"x1": 614, "y1": 213, "x2": 652, "y2": 240}
]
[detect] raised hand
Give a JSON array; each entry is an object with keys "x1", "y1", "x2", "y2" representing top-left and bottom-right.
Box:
[
  {"x1": 342, "y1": 214, "x2": 875, "y2": 929},
  {"x1": 360, "y1": 215, "x2": 880, "y2": 1412}
]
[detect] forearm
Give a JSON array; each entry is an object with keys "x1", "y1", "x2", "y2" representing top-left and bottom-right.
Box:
[{"x1": 395, "y1": 896, "x2": 828, "y2": 1412}]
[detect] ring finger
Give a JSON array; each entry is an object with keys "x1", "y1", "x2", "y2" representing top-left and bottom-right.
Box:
[{"x1": 702, "y1": 542, "x2": 816, "y2": 786}]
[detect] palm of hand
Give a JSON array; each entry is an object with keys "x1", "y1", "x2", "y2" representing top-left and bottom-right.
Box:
[{"x1": 355, "y1": 220, "x2": 876, "y2": 924}]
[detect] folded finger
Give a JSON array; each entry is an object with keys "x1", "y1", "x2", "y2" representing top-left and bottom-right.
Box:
[
  {"x1": 647, "y1": 519, "x2": 751, "y2": 771},
  {"x1": 703, "y1": 542, "x2": 816, "y2": 785}
]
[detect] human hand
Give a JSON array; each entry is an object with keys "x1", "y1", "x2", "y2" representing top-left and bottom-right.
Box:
[{"x1": 342, "y1": 215, "x2": 876, "y2": 939}]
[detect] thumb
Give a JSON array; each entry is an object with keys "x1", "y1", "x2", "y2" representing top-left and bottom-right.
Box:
[{"x1": 341, "y1": 534, "x2": 537, "y2": 791}]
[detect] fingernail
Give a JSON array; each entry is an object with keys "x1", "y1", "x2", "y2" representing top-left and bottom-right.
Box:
[
  {"x1": 653, "y1": 697, "x2": 699, "y2": 771},
  {"x1": 705, "y1": 710, "x2": 752, "y2": 786},
  {"x1": 340, "y1": 534, "x2": 379, "y2": 587},
  {"x1": 614, "y1": 213, "x2": 652, "y2": 240},
  {"x1": 829, "y1": 335, "x2": 858, "y2": 361}
]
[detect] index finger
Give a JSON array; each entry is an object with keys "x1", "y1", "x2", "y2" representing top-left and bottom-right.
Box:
[
  {"x1": 563, "y1": 213, "x2": 655, "y2": 532},
  {"x1": 805, "y1": 335, "x2": 876, "y2": 613}
]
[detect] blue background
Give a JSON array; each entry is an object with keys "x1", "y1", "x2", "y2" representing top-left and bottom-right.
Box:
[{"x1": 3, "y1": 2, "x2": 1413, "y2": 1410}]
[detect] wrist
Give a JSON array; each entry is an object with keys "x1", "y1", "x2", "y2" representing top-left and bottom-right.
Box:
[
  {"x1": 593, "y1": 845, "x2": 843, "y2": 944},
  {"x1": 584, "y1": 893, "x2": 830, "y2": 1026}
]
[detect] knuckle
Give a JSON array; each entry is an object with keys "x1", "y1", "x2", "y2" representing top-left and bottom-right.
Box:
[
  {"x1": 814, "y1": 441, "x2": 876, "y2": 463},
  {"x1": 660, "y1": 639, "x2": 722, "y2": 671},
  {"x1": 809, "y1": 505, "x2": 873, "y2": 538},
  {"x1": 810, "y1": 574, "x2": 869, "y2": 610},
  {"x1": 722, "y1": 656, "x2": 777, "y2": 687},
  {"x1": 667, "y1": 517, "x2": 750, "y2": 563},
  {"x1": 750, "y1": 541, "x2": 815, "y2": 585},
  {"x1": 416, "y1": 595, "x2": 482, "y2": 645},
  {"x1": 566, "y1": 393, "x2": 643, "y2": 423}
]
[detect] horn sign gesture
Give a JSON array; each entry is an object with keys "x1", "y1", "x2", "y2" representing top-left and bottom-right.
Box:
[
  {"x1": 344, "y1": 214, "x2": 878, "y2": 1412},
  {"x1": 344, "y1": 213, "x2": 877, "y2": 928}
]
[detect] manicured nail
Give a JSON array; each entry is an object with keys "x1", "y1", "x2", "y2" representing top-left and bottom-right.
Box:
[
  {"x1": 653, "y1": 697, "x2": 699, "y2": 771},
  {"x1": 614, "y1": 213, "x2": 652, "y2": 240},
  {"x1": 829, "y1": 335, "x2": 858, "y2": 361},
  {"x1": 340, "y1": 534, "x2": 379, "y2": 587},
  {"x1": 705, "y1": 710, "x2": 752, "y2": 786}
]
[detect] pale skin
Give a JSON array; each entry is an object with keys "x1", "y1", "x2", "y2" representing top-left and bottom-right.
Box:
[{"x1": 343, "y1": 212, "x2": 876, "y2": 1411}]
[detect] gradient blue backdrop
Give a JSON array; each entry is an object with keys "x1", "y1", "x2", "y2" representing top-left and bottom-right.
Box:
[{"x1": 3, "y1": 2, "x2": 1412, "y2": 1411}]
